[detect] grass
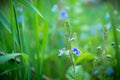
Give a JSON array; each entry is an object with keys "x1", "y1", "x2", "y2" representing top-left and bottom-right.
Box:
[{"x1": 0, "y1": 0, "x2": 120, "y2": 80}]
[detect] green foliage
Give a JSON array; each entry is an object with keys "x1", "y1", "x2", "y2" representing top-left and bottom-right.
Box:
[
  {"x1": 0, "y1": 53, "x2": 28, "y2": 64},
  {"x1": 0, "y1": 0, "x2": 120, "y2": 80},
  {"x1": 65, "y1": 65, "x2": 90, "y2": 80},
  {"x1": 0, "y1": 11, "x2": 11, "y2": 33},
  {"x1": 75, "y1": 53, "x2": 96, "y2": 64},
  {"x1": 18, "y1": 0, "x2": 45, "y2": 21}
]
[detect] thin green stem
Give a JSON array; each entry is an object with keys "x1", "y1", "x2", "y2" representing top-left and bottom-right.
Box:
[{"x1": 65, "y1": 21, "x2": 76, "y2": 80}]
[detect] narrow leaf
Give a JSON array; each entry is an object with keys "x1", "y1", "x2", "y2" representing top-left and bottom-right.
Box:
[
  {"x1": 0, "y1": 53, "x2": 28, "y2": 64},
  {"x1": 0, "y1": 11, "x2": 11, "y2": 33},
  {"x1": 18, "y1": 0, "x2": 45, "y2": 21}
]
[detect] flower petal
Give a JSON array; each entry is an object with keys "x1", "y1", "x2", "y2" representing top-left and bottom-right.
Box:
[{"x1": 58, "y1": 48, "x2": 65, "y2": 56}]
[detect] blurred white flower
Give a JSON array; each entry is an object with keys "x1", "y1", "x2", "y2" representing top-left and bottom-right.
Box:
[
  {"x1": 65, "y1": 50, "x2": 70, "y2": 55},
  {"x1": 58, "y1": 48, "x2": 65, "y2": 56}
]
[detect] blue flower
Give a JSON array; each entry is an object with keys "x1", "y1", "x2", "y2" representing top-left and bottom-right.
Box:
[
  {"x1": 17, "y1": 8, "x2": 23, "y2": 13},
  {"x1": 58, "y1": 48, "x2": 65, "y2": 56},
  {"x1": 57, "y1": 40, "x2": 64, "y2": 46},
  {"x1": 60, "y1": 31, "x2": 64, "y2": 37},
  {"x1": 72, "y1": 47, "x2": 81, "y2": 56},
  {"x1": 93, "y1": 67, "x2": 99, "y2": 75},
  {"x1": 106, "y1": 67, "x2": 114, "y2": 76},
  {"x1": 60, "y1": 10, "x2": 68, "y2": 20},
  {"x1": 105, "y1": 12, "x2": 110, "y2": 20},
  {"x1": 51, "y1": 4, "x2": 58, "y2": 13},
  {"x1": 106, "y1": 22, "x2": 111, "y2": 29},
  {"x1": 17, "y1": 16, "x2": 22, "y2": 24}
]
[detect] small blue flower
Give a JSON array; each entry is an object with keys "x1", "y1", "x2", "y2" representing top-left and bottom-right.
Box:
[
  {"x1": 57, "y1": 40, "x2": 64, "y2": 46},
  {"x1": 58, "y1": 48, "x2": 65, "y2": 56},
  {"x1": 17, "y1": 16, "x2": 22, "y2": 24},
  {"x1": 93, "y1": 67, "x2": 99, "y2": 75},
  {"x1": 105, "y1": 12, "x2": 110, "y2": 20},
  {"x1": 17, "y1": 8, "x2": 23, "y2": 13},
  {"x1": 60, "y1": 10, "x2": 68, "y2": 20},
  {"x1": 60, "y1": 31, "x2": 64, "y2": 37},
  {"x1": 51, "y1": 4, "x2": 58, "y2": 13},
  {"x1": 106, "y1": 67, "x2": 114, "y2": 76},
  {"x1": 106, "y1": 22, "x2": 111, "y2": 29},
  {"x1": 72, "y1": 47, "x2": 81, "y2": 56}
]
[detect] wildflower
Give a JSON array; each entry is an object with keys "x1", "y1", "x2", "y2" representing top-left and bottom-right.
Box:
[
  {"x1": 17, "y1": 8, "x2": 23, "y2": 13},
  {"x1": 65, "y1": 50, "x2": 70, "y2": 55},
  {"x1": 93, "y1": 68, "x2": 99, "y2": 75},
  {"x1": 72, "y1": 47, "x2": 81, "y2": 56},
  {"x1": 60, "y1": 31, "x2": 64, "y2": 37},
  {"x1": 17, "y1": 16, "x2": 22, "y2": 24},
  {"x1": 57, "y1": 40, "x2": 65, "y2": 46},
  {"x1": 106, "y1": 22, "x2": 111, "y2": 29},
  {"x1": 105, "y1": 12, "x2": 110, "y2": 20},
  {"x1": 58, "y1": 48, "x2": 65, "y2": 56},
  {"x1": 51, "y1": 4, "x2": 58, "y2": 13},
  {"x1": 106, "y1": 67, "x2": 114, "y2": 76},
  {"x1": 60, "y1": 10, "x2": 68, "y2": 20}
]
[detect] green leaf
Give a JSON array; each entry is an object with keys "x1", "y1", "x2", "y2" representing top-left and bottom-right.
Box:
[
  {"x1": 75, "y1": 53, "x2": 95, "y2": 64},
  {"x1": 0, "y1": 11, "x2": 11, "y2": 33},
  {"x1": 18, "y1": 0, "x2": 45, "y2": 21},
  {"x1": 65, "y1": 65, "x2": 84, "y2": 80},
  {"x1": 0, "y1": 53, "x2": 28, "y2": 64},
  {"x1": 83, "y1": 72, "x2": 90, "y2": 80},
  {"x1": 65, "y1": 65, "x2": 90, "y2": 80}
]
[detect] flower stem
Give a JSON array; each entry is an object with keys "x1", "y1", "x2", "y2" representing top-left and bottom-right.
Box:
[{"x1": 65, "y1": 21, "x2": 76, "y2": 80}]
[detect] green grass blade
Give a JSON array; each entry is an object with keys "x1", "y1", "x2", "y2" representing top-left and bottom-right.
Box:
[
  {"x1": 18, "y1": 0, "x2": 48, "y2": 79},
  {"x1": 0, "y1": 11, "x2": 11, "y2": 33},
  {"x1": 0, "y1": 10, "x2": 19, "y2": 49},
  {"x1": 40, "y1": 23, "x2": 48, "y2": 76},
  {"x1": 0, "y1": 53, "x2": 28, "y2": 64},
  {"x1": 18, "y1": 0, "x2": 45, "y2": 21}
]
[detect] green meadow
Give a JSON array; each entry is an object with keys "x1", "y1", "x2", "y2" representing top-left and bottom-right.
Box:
[{"x1": 0, "y1": 0, "x2": 120, "y2": 80}]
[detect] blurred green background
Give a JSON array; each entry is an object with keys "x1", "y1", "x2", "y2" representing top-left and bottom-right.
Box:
[{"x1": 0, "y1": 0, "x2": 120, "y2": 80}]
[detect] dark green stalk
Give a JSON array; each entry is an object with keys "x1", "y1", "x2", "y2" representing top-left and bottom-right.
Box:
[
  {"x1": 12, "y1": 1, "x2": 24, "y2": 80},
  {"x1": 10, "y1": 0, "x2": 15, "y2": 51},
  {"x1": 10, "y1": 0, "x2": 18, "y2": 80},
  {"x1": 13, "y1": 2, "x2": 31, "y2": 80},
  {"x1": 34, "y1": 0, "x2": 41, "y2": 79}
]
